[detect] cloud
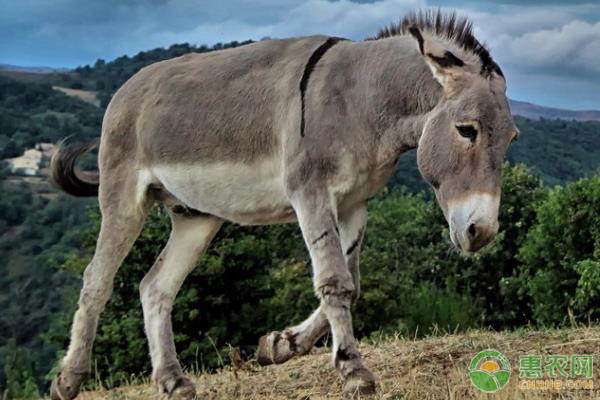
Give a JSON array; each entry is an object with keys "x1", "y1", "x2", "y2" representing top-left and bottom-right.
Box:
[
  {"x1": 0, "y1": 0, "x2": 598, "y2": 108},
  {"x1": 148, "y1": 0, "x2": 424, "y2": 46},
  {"x1": 466, "y1": 5, "x2": 600, "y2": 77},
  {"x1": 448, "y1": 3, "x2": 600, "y2": 107}
]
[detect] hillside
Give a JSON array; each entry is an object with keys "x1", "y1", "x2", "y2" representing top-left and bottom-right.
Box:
[
  {"x1": 509, "y1": 100, "x2": 600, "y2": 122},
  {"x1": 0, "y1": 75, "x2": 103, "y2": 159},
  {"x1": 74, "y1": 327, "x2": 600, "y2": 399}
]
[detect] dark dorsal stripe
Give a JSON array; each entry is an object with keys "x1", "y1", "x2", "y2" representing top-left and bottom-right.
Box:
[{"x1": 300, "y1": 37, "x2": 343, "y2": 137}]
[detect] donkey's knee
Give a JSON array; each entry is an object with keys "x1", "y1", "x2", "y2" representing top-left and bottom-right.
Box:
[{"x1": 315, "y1": 272, "x2": 355, "y2": 306}]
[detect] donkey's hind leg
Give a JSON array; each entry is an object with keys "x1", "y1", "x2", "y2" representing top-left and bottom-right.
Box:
[
  {"x1": 140, "y1": 210, "x2": 223, "y2": 399},
  {"x1": 51, "y1": 185, "x2": 150, "y2": 400},
  {"x1": 256, "y1": 204, "x2": 367, "y2": 366}
]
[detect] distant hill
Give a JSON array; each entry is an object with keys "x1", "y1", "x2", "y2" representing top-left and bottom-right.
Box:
[
  {"x1": 509, "y1": 99, "x2": 600, "y2": 122},
  {"x1": 0, "y1": 64, "x2": 71, "y2": 74},
  {"x1": 0, "y1": 75, "x2": 103, "y2": 159}
]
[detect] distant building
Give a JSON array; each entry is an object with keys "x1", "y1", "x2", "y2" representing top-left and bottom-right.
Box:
[{"x1": 6, "y1": 143, "x2": 56, "y2": 176}]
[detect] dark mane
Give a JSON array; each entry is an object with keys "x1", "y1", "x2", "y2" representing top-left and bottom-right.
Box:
[{"x1": 376, "y1": 10, "x2": 503, "y2": 78}]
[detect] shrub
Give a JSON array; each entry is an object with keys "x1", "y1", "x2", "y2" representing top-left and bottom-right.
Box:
[{"x1": 518, "y1": 174, "x2": 600, "y2": 325}]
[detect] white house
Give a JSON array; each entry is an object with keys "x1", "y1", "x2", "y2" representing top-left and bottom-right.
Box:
[{"x1": 6, "y1": 143, "x2": 56, "y2": 176}]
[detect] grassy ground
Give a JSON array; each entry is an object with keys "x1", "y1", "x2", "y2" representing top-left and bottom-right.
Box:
[{"x1": 75, "y1": 327, "x2": 599, "y2": 399}]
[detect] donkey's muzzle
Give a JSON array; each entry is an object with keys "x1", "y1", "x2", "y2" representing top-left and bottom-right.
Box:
[
  {"x1": 463, "y1": 220, "x2": 498, "y2": 252},
  {"x1": 448, "y1": 192, "x2": 500, "y2": 253}
]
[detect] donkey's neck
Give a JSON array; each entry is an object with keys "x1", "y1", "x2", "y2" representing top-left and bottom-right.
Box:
[{"x1": 336, "y1": 37, "x2": 443, "y2": 161}]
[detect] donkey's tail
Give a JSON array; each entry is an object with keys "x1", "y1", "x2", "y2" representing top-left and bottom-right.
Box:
[{"x1": 50, "y1": 139, "x2": 100, "y2": 197}]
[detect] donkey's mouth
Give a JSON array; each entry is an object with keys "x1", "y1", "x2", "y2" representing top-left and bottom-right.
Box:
[{"x1": 450, "y1": 219, "x2": 498, "y2": 253}]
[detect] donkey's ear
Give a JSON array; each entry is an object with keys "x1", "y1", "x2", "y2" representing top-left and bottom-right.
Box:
[{"x1": 408, "y1": 26, "x2": 466, "y2": 95}]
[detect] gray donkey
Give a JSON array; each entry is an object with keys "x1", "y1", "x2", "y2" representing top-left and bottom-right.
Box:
[{"x1": 49, "y1": 10, "x2": 518, "y2": 399}]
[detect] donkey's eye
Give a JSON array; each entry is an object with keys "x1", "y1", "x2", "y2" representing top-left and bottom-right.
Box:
[{"x1": 456, "y1": 124, "x2": 478, "y2": 142}]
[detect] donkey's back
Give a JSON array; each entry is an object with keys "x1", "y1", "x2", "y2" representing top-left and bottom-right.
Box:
[{"x1": 105, "y1": 36, "x2": 329, "y2": 166}]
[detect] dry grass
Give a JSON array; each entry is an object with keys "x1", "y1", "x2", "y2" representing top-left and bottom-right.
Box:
[{"x1": 74, "y1": 327, "x2": 600, "y2": 400}]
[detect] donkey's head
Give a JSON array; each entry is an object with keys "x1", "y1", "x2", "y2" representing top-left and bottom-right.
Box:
[{"x1": 409, "y1": 23, "x2": 518, "y2": 253}]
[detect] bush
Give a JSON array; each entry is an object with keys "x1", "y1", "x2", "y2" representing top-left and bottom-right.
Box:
[{"x1": 518, "y1": 174, "x2": 600, "y2": 325}]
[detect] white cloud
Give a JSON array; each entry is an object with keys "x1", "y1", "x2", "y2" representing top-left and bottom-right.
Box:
[
  {"x1": 476, "y1": 13, "x2": 600, "y2": 75},
  {"x1": 0, "y1": 0, "x2": 598, "y2": 108},
  {"x1": 148, "y1": 0, "x2": 424, "y2": 46}
]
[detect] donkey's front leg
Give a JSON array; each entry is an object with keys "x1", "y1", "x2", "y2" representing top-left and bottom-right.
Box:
[
  {"x1": 293, "y1": 193, "x2": 376, "y2": 396},
  {"x1": 256, "y1": 204, "x2": 367, "y2": 366}
]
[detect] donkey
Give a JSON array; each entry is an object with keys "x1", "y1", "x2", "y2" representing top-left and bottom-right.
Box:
[{"x1": 49, "y1": 10, "x2": 518, "y2": 399}]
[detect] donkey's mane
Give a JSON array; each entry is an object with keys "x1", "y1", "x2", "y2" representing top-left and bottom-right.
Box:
[{"x1": 376, "y1": 10, "x2": 503, "y2": 78}]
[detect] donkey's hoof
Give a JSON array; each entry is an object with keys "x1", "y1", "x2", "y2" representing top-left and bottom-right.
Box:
[
  {"x1": 256, "y1": 331, "x2": 296, "y2": 366},
  {"x1": 342, "y1": 368, "x2": 377, "y2": 398},
  {"x1": 158, "y1": 375, "x2": 197, "y2": 400},
  {"x1": 50, "y1": 369, "x2": 87, "y2": 400},
  {"x1": 169, "y1": 379, "x2": 197, "y2": 400}
]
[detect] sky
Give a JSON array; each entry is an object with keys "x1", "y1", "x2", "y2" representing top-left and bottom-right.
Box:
[{"x1": 1, "y1": 0, "x2": 599, "y2": 110}]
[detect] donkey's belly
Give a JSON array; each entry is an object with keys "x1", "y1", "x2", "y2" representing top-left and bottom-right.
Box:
[{"x1": 151, "y1": 160, "x2": 295, "y2": 225}]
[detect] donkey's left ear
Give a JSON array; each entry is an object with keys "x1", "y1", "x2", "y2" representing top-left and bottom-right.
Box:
[{"x1": 409, "y1": 26, "x2": 466, "y2": 95}]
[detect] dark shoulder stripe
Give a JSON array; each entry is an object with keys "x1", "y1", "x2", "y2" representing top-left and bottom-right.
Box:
[
  {"x1": 427, "y1": 50, "x2": 465, "y2": 68},
  {"x1": 299, "y1": 37, "x2": 344, "y2": 137}
]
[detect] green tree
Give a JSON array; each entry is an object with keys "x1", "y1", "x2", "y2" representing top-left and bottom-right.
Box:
[{"x1": 518, "y1": 174, "x2": 600, "y2": 324}]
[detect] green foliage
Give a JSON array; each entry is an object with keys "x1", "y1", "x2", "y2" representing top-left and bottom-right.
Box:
[
  {"x1": 396, "y1": 282, "x2": 481, "y2": 335},
  {"x1": 518, "y1": 174, "x2": 600, "y2": 325},
  {"x1": 1, "y1": 340, "x2": 40, "y2": 399},
  {"x1": 508, "y1": 117, "x2": 600, "y2": 187},
  {"x1": 0, "y1": 181, "x2": 92, "y2": 396},
  {"x1": 0, "y1": 76, "x2": 103, "y2": 158},
  {"x1": 574, "y1": 260, "x2": 600, "y2": 318}
]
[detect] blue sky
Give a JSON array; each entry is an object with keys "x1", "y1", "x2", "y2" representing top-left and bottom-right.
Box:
[{"x1": 1, "y1": 0, "x2": 599, "y2": 109}]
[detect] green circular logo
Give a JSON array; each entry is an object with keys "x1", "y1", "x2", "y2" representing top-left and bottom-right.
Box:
[{"x1": 469, "y1": 349, "x2": 511, "y2": 392}]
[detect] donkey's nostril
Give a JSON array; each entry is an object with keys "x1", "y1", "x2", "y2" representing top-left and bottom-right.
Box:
[{"x1": 467, "y1": 223, "x2": 477, "y2": 238}]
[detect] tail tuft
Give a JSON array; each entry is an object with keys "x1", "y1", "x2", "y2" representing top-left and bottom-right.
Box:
[{"x1": 50, "y1": 139, "x2": 100, "y2": 197}]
